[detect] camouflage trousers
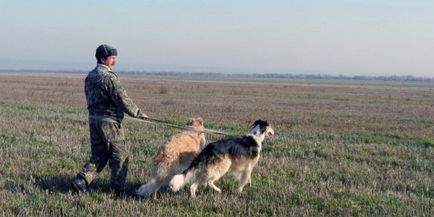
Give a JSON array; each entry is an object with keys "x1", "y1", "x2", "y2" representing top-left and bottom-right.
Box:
[{"x1": 77, "y1": 118, "x2": 129, "y2": 191}]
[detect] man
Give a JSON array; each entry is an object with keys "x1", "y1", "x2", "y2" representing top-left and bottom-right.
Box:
[{"x1": 72, "y1": 44, "x2": 148, "y2": 196}]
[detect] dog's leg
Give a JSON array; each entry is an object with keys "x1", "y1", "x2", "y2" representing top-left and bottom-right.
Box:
[
  {"x1": 207, "y1": 180, "x2": 221, "y2": 193},
  {"x1": 190, "y1": 182, "x2": 199, "y2": 198},
  {"x1": 247, "y1": 160, "x2": 258, "y2": 187},
  {"x1": 233, "y1": 171, "x2": 250, "y2": 186},
  {"x1": 233, "y1": 171, "x2": 242, "y2": 181},
  {"x1": 206, "y1": 157, "x2": 230, "y2": 193},
  {"x1": 237, "y1": 169, "x2": 252, "y2": 193},
  {"x1": 207, "y1": 170, "x2": 226, "y2": 193}
]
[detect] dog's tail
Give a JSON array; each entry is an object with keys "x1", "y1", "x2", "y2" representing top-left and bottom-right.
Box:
[{"x1": 169, "y1": 167, "x2": 196, "y2": 192}]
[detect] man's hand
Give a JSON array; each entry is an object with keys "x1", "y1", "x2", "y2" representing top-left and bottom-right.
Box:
[{"x1": 138, "y1": 112, "x2": 149, "y2": 121}]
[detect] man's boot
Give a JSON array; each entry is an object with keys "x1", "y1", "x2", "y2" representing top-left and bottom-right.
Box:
[{"x1": 72, "y1": 176, "x2": 88, "y2": 194}]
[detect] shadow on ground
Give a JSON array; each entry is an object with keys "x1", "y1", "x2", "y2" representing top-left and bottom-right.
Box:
[
  {"x1": 31, "y1": 174, "x2": 122, "y2": 194},
  {"x1": 2, "y1": 174, "x2": 174, "y2": 200}
]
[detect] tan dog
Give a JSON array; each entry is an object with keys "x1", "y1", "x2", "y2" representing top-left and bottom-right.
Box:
[{"x1": 135, "y1": 117, "x2": 206, "y2": 198}]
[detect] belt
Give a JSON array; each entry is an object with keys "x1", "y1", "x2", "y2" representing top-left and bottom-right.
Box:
[{"x1": 89, "y1": 115, "x2": 120, "y2": 124}]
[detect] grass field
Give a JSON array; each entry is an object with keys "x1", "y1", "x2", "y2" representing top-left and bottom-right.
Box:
[{"x1": 0, "y1": 74, "x2": 433, "y2": 216}]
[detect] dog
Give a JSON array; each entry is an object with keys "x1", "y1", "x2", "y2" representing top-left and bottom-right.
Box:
[
  {"x1": 135, "y1": 117, "x2": 206, "y2": 198},
  {"x1": 169, "y1": 120, "x2": 274, "y2": 198}
]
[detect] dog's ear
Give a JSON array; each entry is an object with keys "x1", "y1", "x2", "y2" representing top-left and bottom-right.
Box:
[
  {"x1": 196, "y1": 117, "x2": 204, "y2": 126},
  {"x1": 251, "y1": 120, "x2": 260, "y2": 128},
  {"x1": 252, "y1": 119, "x2": 268, "y2": 127}
]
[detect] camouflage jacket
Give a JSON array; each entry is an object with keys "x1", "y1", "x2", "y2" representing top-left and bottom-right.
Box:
[{"x1": 85, "y1": 64, "x2": 141, "y2": 122}]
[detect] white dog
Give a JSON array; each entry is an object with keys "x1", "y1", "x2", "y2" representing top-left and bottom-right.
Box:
[{"x1": 169, "y1": 120, "x2": 274, "y2": 198}]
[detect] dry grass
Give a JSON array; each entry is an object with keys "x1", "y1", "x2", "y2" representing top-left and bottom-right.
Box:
[
  {"x1": 0, "y1": 73, "x2": 433, "y2": 216},
  {"x1": 1, "y1": 74, "x2": 433, "y2": 135}
]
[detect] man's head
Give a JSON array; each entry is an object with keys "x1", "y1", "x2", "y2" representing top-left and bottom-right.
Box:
[{"x1": 95, "y1": 44, "x2": 118, "y2": 69}]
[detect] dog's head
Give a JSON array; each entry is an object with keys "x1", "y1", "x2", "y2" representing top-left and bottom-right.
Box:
[
  {"x1": 250, "y1": 120, "x2": 274, "y2": 138},
  {"x1": 186, "y1": 117, "x2": 204, "y2": 130}
]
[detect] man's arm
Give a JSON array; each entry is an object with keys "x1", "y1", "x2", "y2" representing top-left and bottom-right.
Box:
[{"x1": 107, "y1": 74, "x2": 148, "y2": 119}]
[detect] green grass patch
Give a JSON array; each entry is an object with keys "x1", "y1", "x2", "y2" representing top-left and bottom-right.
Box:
[
  {"x1": 1, "y1": 100, "x2": 433, "y2": 216},
  {"x1": 345, "y1": 131, "x2": 434, "y2": 147}
]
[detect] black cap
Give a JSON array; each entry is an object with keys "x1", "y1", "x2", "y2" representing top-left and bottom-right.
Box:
[{"x1": 95, "y1": 44, "x2": 118, "y2": 61}]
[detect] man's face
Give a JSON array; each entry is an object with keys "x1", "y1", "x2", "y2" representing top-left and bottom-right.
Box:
[{"x1": 102, "y1": 56, "x2": 117, "y2": 70}]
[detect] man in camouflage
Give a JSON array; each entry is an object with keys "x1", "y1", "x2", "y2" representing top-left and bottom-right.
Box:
[{"x1": 72, "y1": 44, "x2": 148, "y2": 196}]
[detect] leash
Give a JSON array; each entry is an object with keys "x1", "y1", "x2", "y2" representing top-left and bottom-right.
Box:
[{"x1": 125, "y1": 116, "x2": 233, "y2": 136}]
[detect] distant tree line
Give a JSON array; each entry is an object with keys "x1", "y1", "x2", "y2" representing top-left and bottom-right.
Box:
[
  {"x1": 1, "y1": 70, "x2": 433, "y2": 83},
  {"x1": 121, "y1": 71, "x2": 434, "y2": 83}
]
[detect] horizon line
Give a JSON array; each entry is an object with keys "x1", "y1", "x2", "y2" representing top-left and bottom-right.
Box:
[{"x1": 1, "y1": 69, "x2": 433, "y2": 81}]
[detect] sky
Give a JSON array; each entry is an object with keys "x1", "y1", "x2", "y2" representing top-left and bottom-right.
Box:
[{"x1": 1, "y1": 0, "x2": 434, "y2": 77}]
